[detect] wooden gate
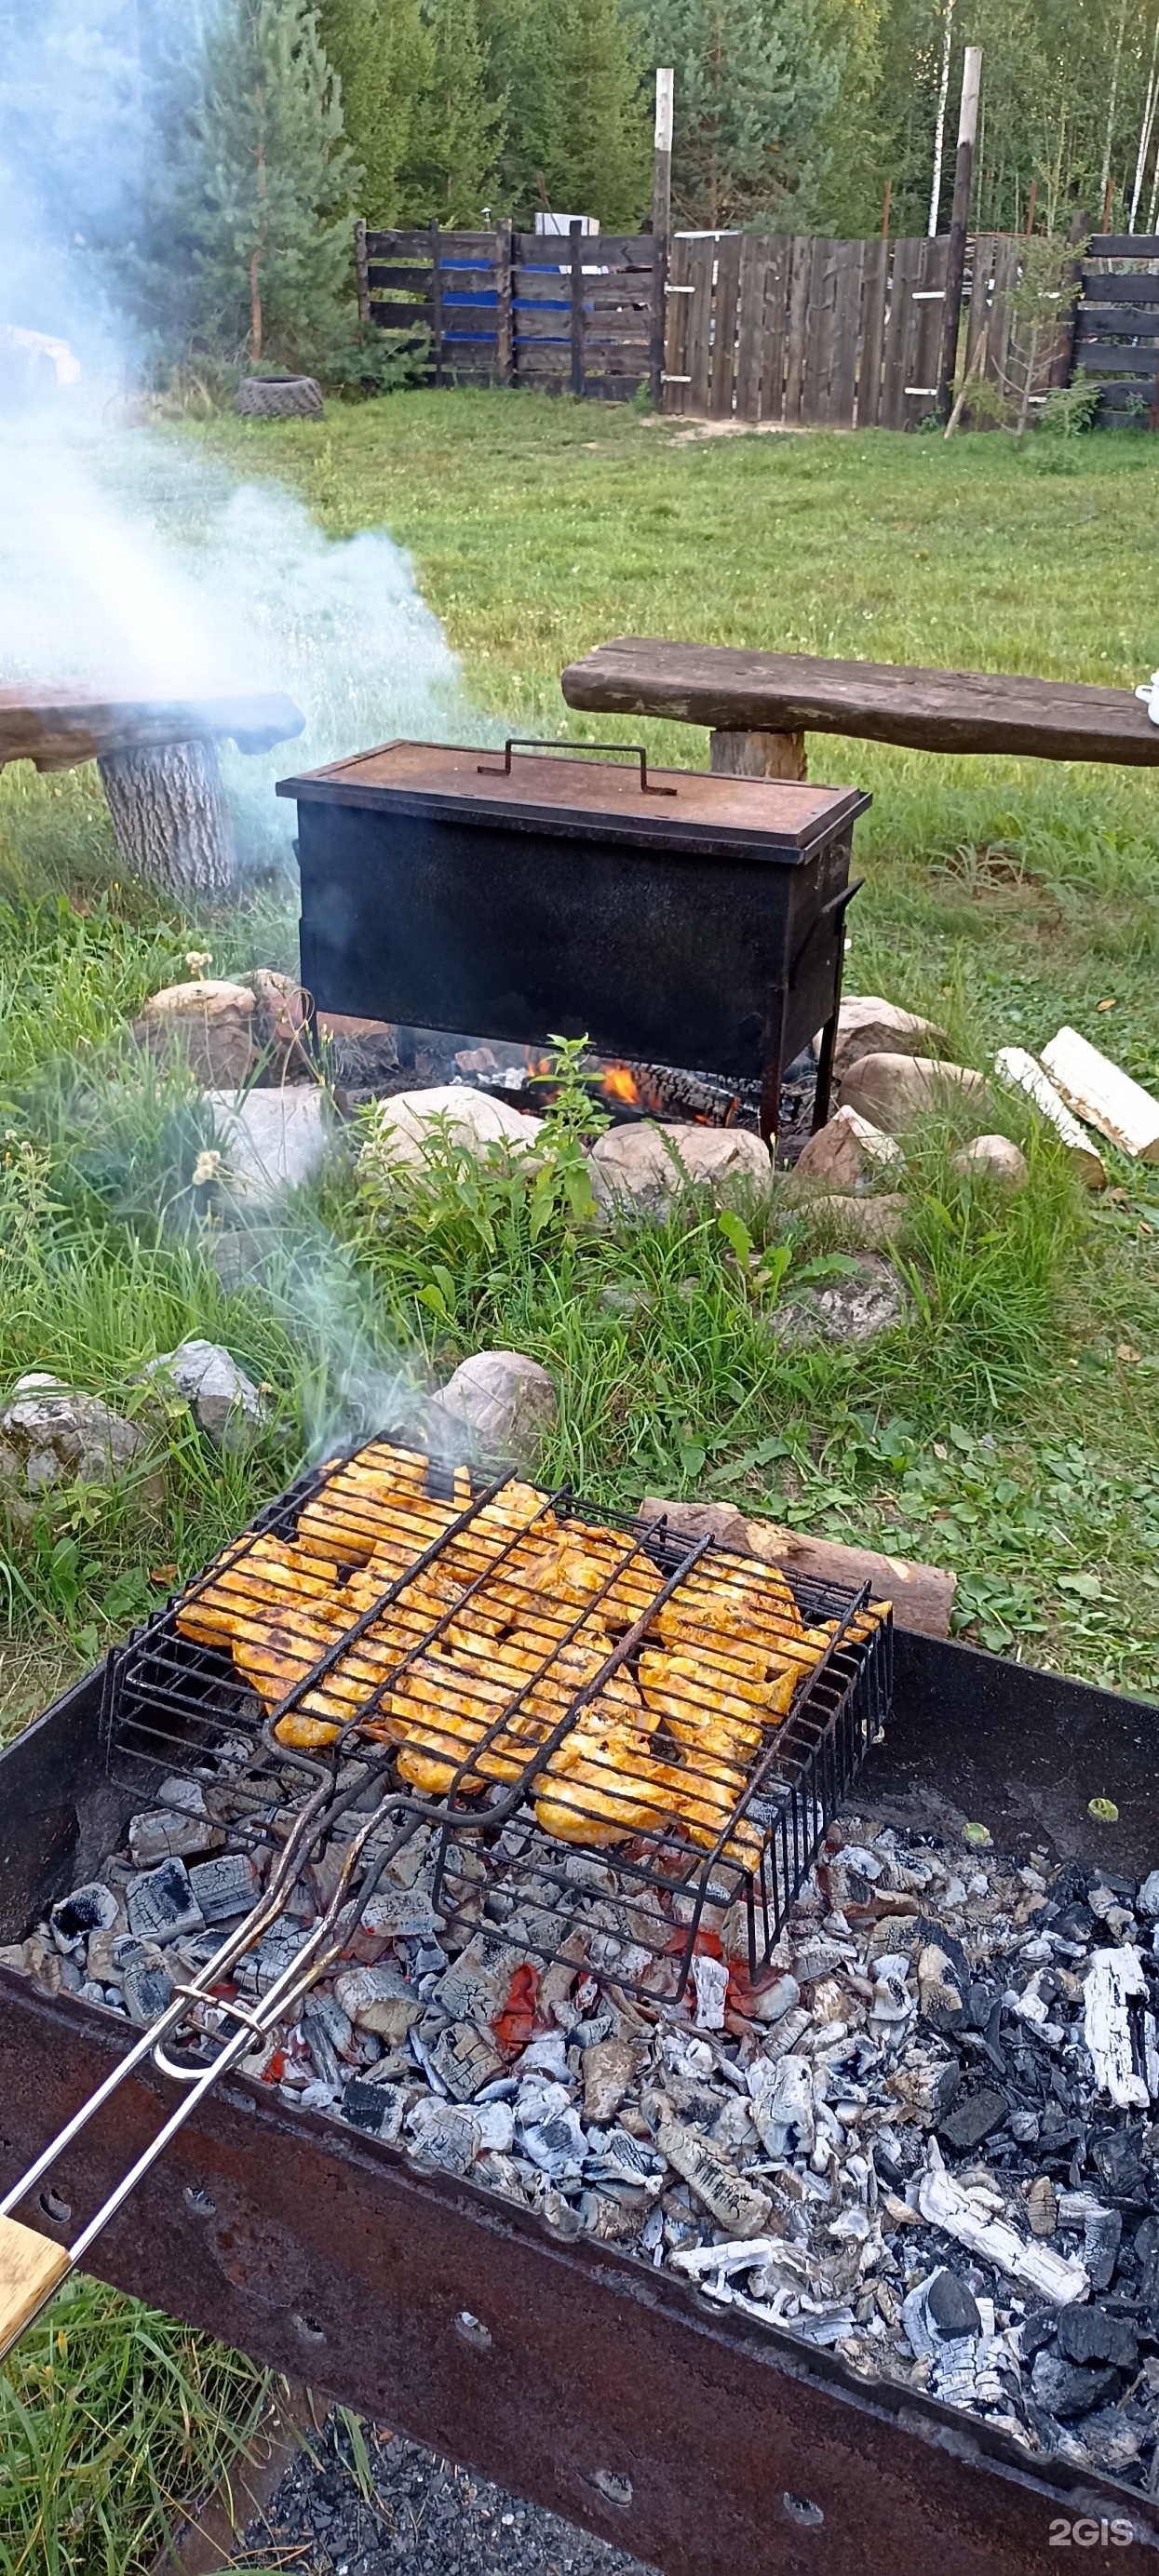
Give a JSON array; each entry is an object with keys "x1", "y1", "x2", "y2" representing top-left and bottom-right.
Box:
[
  {"x1": 359, "y1": 223, "x2": 655, "y2": 399},
  {"x1": 661, "y1": 234, "x2": 949, "y2": 428},
  {"x1": 1073, "y1": 234, "x2": 1159, "y2": 422}
]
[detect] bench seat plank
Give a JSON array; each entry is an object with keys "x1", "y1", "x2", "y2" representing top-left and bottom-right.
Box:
[{"x1": 561, "y1": 638, "x2": 1159, "y2": 766}]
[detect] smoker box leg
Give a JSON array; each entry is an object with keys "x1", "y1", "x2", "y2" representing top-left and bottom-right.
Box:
[
  {"x1": 812, "y1": 962, "x2": 846, "y2": 1132},
  {"x1": 710, "y1": 726, "x2": 808, "y2": 782}
]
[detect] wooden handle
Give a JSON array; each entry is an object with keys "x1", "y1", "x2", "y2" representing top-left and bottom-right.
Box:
[{"x1": 0, "y1": 2215, "x2": 71, "y2": 2354}]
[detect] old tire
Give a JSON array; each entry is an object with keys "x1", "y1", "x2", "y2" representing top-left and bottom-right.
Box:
[{"x1": 236, "y1": 374, "x2": 323, "y2": 421}]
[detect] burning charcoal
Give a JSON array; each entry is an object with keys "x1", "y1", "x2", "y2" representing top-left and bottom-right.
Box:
[
  {"x1": 582, "y1": 2036, "x2": 638, "y2": 2126},
  {"x1": 406, "y1": 2098, "x2": 480, "y2": 2176},
  {"x1": 128, "y1": 1808, "x2": 222, "y2": 1866},
  {"x1": 343, "y1": 2077, "x2": 408, "y2": 2140},
  {"x1": 1085, "y1": 1949, "x2": 1152, "y2": 2110},
  {"x1": 49, "y1": 1883, "x2": 121, "y2": 1951},
  {"x1": 585, "y1": 2128, "x2": 666, "y2": 2192},
  {"x1": 121, "y1": 1957, "x2": 175, "y2": 2025},
  {"x1": 334, "y1": 1965, "x2": 422, "y2": 2042},
  {"x1": 744, "y1": 1972, "x2": 801, "y2": 2027},
  {"x1": 1137, "y1": 1871, "x2": 1159, "y2": 1920},
  {"x1": 918, "y1": 2144, "x2": 1090, "y2": 2301},
  {"x1": 301, "y1": 2004, "x2": 344, "y2": 2089},
  {"x1": 1084, "y1": 2205, "x2": 1122, "y2": 2292},
  {"x1": 651, "y1": 2103, "x2": 773, "y2": 2238},
  {"x1": 1031, "y1": 2350, "x2": 1121, "y2": 2419},
  {"x1": 925, "y1": 2269, "x2": 982, "y2": 2338},
  {"x1": 917, "y1": 1936, "x2": 969, "y2": 2032},
  {"x1": 938, "y1": 2086, "x2": 1007, "y2": 2153},
  {"x1": 361, "y1": 1885, "x2": 440, "y2": 1943},
  {"x1": 692, "y1": 1953, "x2": 729, "y2": 2031},
  {"x1": 1057, "y1": 2304, "x2": 1138, "y2": 2370},
  {"x1": 1009, "y1": 2107, "x2": 1041, "y2": 2145},
  {"x1": 429, "y1": 2020, "x2": 505, "y2": 2101},
  {"x1": 514, "y1": 2033, "x2": 571, "y2": 2081},
  {"x1": 432, "y1": 1935, "x2": 522, "y2": 2028},
  {"x1": 475, "y1": 2099, "x2": 516, "y2": 2153},
  {"x1": 1026, "y1": 2176, "x2": 1058, "y2": 2236},
  {"x1": 518, "y1": 2101, "x2": 587, "y2": 2182},
  {"x1": 126, "y1": 1858, "x2": 205, "y2": 1946},
  {"x1": 748, "y1": 2054, "x2": 815, "y2": 2157},
  {"x1": 187, "y1": 1852, "x2": 262, "y2": 1924},
  {"x1": 869, "y1": 1956, "x2": 915, "y2": 2038}
]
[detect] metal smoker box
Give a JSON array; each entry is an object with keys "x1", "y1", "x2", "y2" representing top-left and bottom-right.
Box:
[
  {"x1": 276, "y1": 741, "x2": 869, "y2": 1135},
  {"x1": 3, "y1": 1632, "x2": 1159, "y2": 2576}
]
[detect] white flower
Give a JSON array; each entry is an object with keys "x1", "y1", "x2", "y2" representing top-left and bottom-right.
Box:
[{"x1": 192, "y1": 1148, "x2": 223, "y2": 1186}]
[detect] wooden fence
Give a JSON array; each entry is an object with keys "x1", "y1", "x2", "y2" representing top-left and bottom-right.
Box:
[
  {"x1": 660, "y1": 233, "x2": 949, "y2": 428},
  {"x1": 359, "y1": 221, "x2": 656, "y2": 399},
  {"x1": 1073, "y1": 234, "x2": 1159, "y2": 422}
]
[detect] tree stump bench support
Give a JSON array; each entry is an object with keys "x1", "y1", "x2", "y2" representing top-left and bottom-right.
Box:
[
  {"x1": 0, "y1": 689, "x2": 305, "y2": 897},
  {"x1": 561, "y1": 638, "x2": 1159, "y2": 769}
]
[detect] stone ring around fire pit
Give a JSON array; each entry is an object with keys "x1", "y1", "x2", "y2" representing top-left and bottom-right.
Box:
[{"x1": 0, "y1": 685, "x2": 306, "y2": 897}]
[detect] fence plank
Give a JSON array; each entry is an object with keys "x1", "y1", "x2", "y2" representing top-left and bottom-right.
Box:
[
  {"x1": 857, "y1": 236, "x2": 888, "y2": 425},
  {"x1": 759, "y1": 235, "x2": 791, "y2": 423},
  {"x1": 686, "y1": 240, "x2": 717, "y2": 415},
  {"x1": 783, "y1": 236, "x2": 813, "y2": 423},
  {"x1": 734, "y1": 235, "x2": 766, "y2": 421},
  {"x1": 708, "y1": 230, "x2": 742, "y2": 415},
  {"x1": 800, "y1": 235, "x2": 832, "y2": 423},
  {"x1": 828, "y1": 239, "x2": 864, "y2": 426},
  {"x1": 662, "y1": 233, "x2": 693, "y2": 409}
]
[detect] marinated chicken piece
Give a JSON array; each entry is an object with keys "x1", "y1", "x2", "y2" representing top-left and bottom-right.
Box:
[{"x1": 534, "y1": 1713, "x2": 677, "y2": 1845}]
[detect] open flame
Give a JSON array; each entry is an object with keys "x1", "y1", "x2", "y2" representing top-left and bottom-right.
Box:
[{"x1": 601, "y1": 1064, "x2": 641, "y2": 1106}]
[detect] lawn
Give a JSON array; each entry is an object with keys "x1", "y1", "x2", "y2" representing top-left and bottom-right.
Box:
[{"x1": 3, "y1": 389, "x2": 1159, "y2": 2556}]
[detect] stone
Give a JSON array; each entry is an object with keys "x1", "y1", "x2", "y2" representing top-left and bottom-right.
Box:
[
  {"x1": 1031, "y1": 2350, "x2": 1120, "y2": 2420},
  {"x1": 1057, "y1": 2304, "x2": 1137, "y2": 2370},
  {"x1": 126, "y1": 1858, "x2": 205, "y2": 1946},
  {"x1": 829, "y1": 996, "x2": 949, "y2": 1083},
  {"x1": 205, "y1": 1088, "x2": 330, "y2": 1206},
  {"x1": 334, "y1": 1965, "x2": 423, "y2": 2043},
  {"x1": 937, "y1": 2086, "x2": 1007, "y2": 2152},
  {"x1": 121, "y1": 1957, "x2": 175, "y2": 2024},
  {"x1": 768, "y1": 1254, "x2": 909, "y2": 1348},
  {"x1": 583, "y1": 2036, "x2": 639, "y2": 2126},
  {"x1": 839, "y1": 1053, "x2": 987, "y2": 1134},
  {"x1": 128, "y1": 1809, "x2": 222, "y2": 1866},
  {"x1": 791, "y1": 1193, "x2": 909, "y2": 1250},
  {"x1": 358, "y1": 1085, "x2": 544, "y2": 1174},
  {"x1": 137, "y1": 979, "x2": 258, "y2": 1089},
  {"x1": 0, "y1": 1375, "x2": 158, "y2": 1520},
  {"x1": 187, "y1": 1851, "x2": 262, "y2": 1923},
  {"x1": 428, "y1": 1351, "x2": 557, "y2": 1469},
  {"x1": 236, "y1": 373, "x2": 324, "y2": 421},
  {"x1": 588, "y1": 1121, "x2": 770, "y2": 1214},
  {"x1": 952, "y1": 1134, "x2": 1029, "y2": 1187},
  {"x1": 924, "y1": 2268, "x2": 981, "y2": 2338},
  {"x1": 145, "y1": 1339, "x2": 269, "y2": 1452},
  {"x1": 241, "y1": 969, "x2": 310, "y2": 1078},
  {"x1": 790, "y1": 1104, "x2": 903, "y2": 1192}
]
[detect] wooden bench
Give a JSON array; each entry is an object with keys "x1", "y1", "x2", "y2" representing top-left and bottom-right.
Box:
[{"x1": 560, "y1": 639, "x2": 1159, "y2": 781}]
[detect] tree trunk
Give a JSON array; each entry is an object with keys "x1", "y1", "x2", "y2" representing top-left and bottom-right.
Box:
[
  {"x1": 928, "y1": 0, "x2": 956, "y2": 235},
  {"x1": 97, "y1": 738, "x2": 237, "y2": 898},
  {"x1": 249, "y1": 248, "x2": 263, "y2": 363}
]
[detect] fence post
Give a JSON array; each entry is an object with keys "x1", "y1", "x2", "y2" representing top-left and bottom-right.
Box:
[
  {"x1": 495, "y1": 218, "x2": 513, "y2": 385},
  {"x1": 354, "y1": 218, "x2": 371, "y2": 325},
  {"x1": 937, "y1": 46, "x2": 982, "y2": 422},
  {"x1": 570, "y1": 219, "x2": 585, "y2": 398},
  {"x1": 429, "y1": 219, "x2": 443, "y2": 388},
  {"x1": 651, "y1": 67, "x2": 674, "y2": 405}
]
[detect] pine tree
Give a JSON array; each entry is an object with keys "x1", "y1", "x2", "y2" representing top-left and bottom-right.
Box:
[
  {"x1": 401, "y1": 0, "x2": 505, "y2": 225},
  {"x1": 477, "y1": 0, "x2": 648, "y2": 226},
  {"x1": 636, "y1": 0, "x2": 842, "y2": 229},
  {"x1": 191, "y1": 0, "x2": 361, "y2": 365},
  {"x1": 316, "y1": 0, "x2": 430, "y2": 225}
]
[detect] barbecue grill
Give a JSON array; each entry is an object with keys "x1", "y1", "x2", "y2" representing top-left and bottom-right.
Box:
[
  {"x1": 276, "y1": 741, "x2": 869, "y2": 1140},
  {"x1": 3, "y1": 1444, "x2": 1159, "y2": 2571}
]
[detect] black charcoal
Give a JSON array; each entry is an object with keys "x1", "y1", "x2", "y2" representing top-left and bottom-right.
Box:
[
  {"x1": 938, "y1": 2086, "x2": 1007, "y2": 2153},
  {"x1": 1057, "y1": 2304, "x2": 1138, "y2": 2370}
]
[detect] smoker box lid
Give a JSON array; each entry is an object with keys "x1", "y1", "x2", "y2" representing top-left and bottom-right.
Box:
[{"x1": 276, "y1": 739, "x2": 869, "y2": 860}]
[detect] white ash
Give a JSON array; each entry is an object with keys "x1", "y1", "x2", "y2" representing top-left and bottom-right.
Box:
[{"x1": 12, "y1": 1771, "x2": 1159, "y2": 2490}]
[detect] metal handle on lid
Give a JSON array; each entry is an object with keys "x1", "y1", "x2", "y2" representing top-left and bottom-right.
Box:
[{"x1": 477, "y1": 739, "x2": 677, "y2": 797}]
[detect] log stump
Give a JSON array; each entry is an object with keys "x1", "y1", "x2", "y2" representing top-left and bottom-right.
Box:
[{"x1": 97, "y1": 737, "x2": 236, "y2": 898}]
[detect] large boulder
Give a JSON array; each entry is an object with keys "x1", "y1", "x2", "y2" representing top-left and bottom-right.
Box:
[
  {"x1": 206, "y1": 1088, "x2": 330, "y2": 1205},
  {"x1": 839, "y1": 1052, "x2": 986, "y2": 1134},
  {"x1": 790, "y1": 1104, "x2": 901, "y2": 1193},
  {"x1": 0, "y1": 1374, "x2": 160, "y2": 1521},
  {"x1": 137, "y1": 980, "x2": 258, "y2": 1090},
  {"x1": 428, "y1": 1351, "x2": 558, "y2": 1469},
  {"x1": 829, "y1": 996, "x2": 948, "y2": 1082},
  {"x1": 358, "y1": 1086, "x2": 543, "y2": 1173},
  {"x1": 589, "y1": 1121, "x2": 770, "y2": 1214},
  {"x1": 145, "y1": 1340, "x2": 269, "y2": 1451},
  {"x1": 769, "y1": 1254, "x2": 909, "y2": 1348}
]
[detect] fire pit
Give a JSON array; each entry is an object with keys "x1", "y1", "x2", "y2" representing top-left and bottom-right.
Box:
[
  {"x1": 3, "y1": 1443, "x2": 1159, "y2": 2570},
  {"x1": 277, "y1": 740, "x2": 869, "y2": 1142}
]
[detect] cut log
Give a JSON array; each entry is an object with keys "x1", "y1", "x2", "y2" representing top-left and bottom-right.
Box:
[
  {"x1": 639, "y1": 1496, "x2": 955, "y2": 1637},
  {"x1": 710, "y1": 727, "x2": 807, "y2": 782},
  {"x1": 993, "y1": 1046, "x2": 1106, "y2": 1187},
  {"x1": 1040, "y1": 1026, "x2": 1159, "y2": 1164},
  {"x1": 98, "y1": 737, "x2": 236, "y2": 898}
]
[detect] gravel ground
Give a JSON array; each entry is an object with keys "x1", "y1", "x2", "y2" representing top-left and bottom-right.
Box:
[{"x1": 231, "y1": 2411, "x2": 659, "y2": 2576}]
